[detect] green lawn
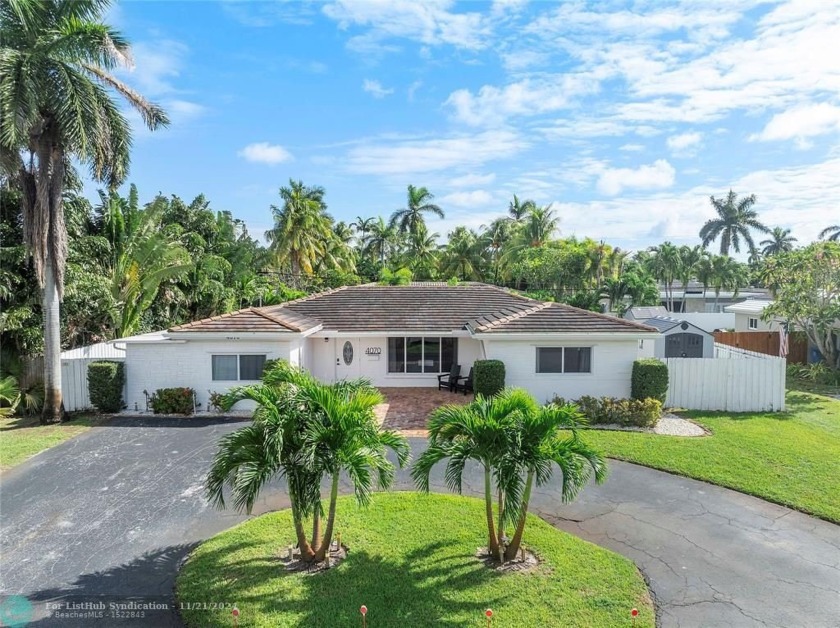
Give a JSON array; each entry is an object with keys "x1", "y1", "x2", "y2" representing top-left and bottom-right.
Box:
[
  {"x1": 178, "y1": 493, "x2": 654, "y2": 628},
  {"x1": 585, "y1": 390, "x2": 840, "y2": 523},
  {"x1": 0, "y1": 414, "x2": 103, "y2": 471}
]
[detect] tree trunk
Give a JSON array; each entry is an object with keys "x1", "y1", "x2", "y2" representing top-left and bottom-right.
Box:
[
  {"x1": 291, "y1": 499, "x2": 316, "y2": 562},
  {"x1": 311, "y1": 508, "x2": 322, "y2": 554},
  {"x1": 483, "y1": 465, "x2": 499, "y2": 557},
  {"x1": 41, "y1": 262, "x2": 63, "y2": 424},
  {"x1": 497, "y1": 487, "x2": 506, "y2": 546},
  {"x1": 314, "y1": 473, "x2": 340, "y2": 562},
  {"x1": 504, "y1": 471, "x2": 533, "y2": 561}
]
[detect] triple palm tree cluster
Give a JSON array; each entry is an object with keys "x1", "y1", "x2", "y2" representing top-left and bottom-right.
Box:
[{"x1": 207, "y1": 363, "x2": 605, "y2": 565}]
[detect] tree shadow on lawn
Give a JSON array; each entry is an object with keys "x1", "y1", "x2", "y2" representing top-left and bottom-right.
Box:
[
  {"x1": 185, "y1": 539, "x2": 509, "y2": 627},
  {"x1": 23, "y1": 543, "x2": 201, "y2": 627}
]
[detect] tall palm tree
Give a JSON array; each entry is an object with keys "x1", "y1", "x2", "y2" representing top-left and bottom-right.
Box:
[
  {"x1": 389, "y1": 185, "x2": 444, "y2": 236},
  {"x1": 646, "y1": 242, "x2": 681, "y2": 311},
  {"x1": 350, "y1": 216, "x2": 375, "y2": 242},
  {"x1": 677, "y1": 245, "x2": 706, "y2": 312},
  {"x1": 507, "y1": 194, "x2": 536, "y2": 222},
  {"x1": 819, "y1": 225, "x2": 840, "y2": 242},
  {"x1": 207, "y1": 362, "x2": 409, "y2": 563},
  {"x1": 708, "y1": 255, "x2": 748, "y2": 308},
  {"x1": 440, "y1": 226, "x2": 484, "y2": 280},
  {"x1": 265, "y1": 180, "x2": 333, "y2": 277},
  {"x1": 519, "y1": 204, "x2": 559, "y2": 247},
  {"x1": 408, "y1": 225, "x2": 439, "y2": 280},
  {"x1": 363, "y1": 217, "x2": 396, "y2": 265},
  {"x1": 700, "y1": 190, "x2": 769, "y2": 256},
  {"x1": 504, "y1": 401, "x2": 606, "y2": 560},
  {"x1": 0, "y1": 0, "x2": 168, "y2": 422},
  {"x1": 760, "y1": 227, "x2": 797, "y2": 256},
  {"x1": 481, "y1": 217, "x2": 514, "y2": 284}
]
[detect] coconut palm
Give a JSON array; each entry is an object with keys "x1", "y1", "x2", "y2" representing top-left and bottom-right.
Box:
[
  {"x1": 389, "y1": 185, "x2": 444, "y2": 237},
  {"x1": 677, "y1": 245, "x2": 707, "y2": 312},
  {"x1": 440, "y1": 226, "x2": 483, "y2": 280},
  {"x1": 519, "y1": 205, "x2": 559, "y2": 247},
  {"x1": 708, "y1": 255, "x2": 748, "y2": 308},
  {"x1": 760, "y1": 227, "x2": 797, "y2": 256},
  {"x1": 646, "y1": 242, "x2": 681, "y2": 311},
  {"x1": 819, "y1": 225, "x2": 840, "y2": 242},
  {"x1": 482, "y1": 217, "x2": 514, "y2": 284},
  {"x1": 508, "y1": 194, "x2": 536, "y2": 222},
  {"x1": 0, "y1": 0, "x2": 169, "y2": 422},
  {"x1": 504, "y1": 401, "x2": 606, "y2": 560},
  {"x1": 266, "y1": 180, "x2": 333, "y2": 277},
  {"x1": 350, "y1": 216, "x2": 375, "y2": 242},
  {"x1": 408, "y1": 225, "x2": 439, "y2": 280},
  {"x1": 700, "y1": 191, "x2": 769, "y2": 256},
  {"x1": 207, "y1": 362, "x2": 409, "y2": 563},
  {"x1": 363, "y1": 217, "x2": 396, "y2": 265}
]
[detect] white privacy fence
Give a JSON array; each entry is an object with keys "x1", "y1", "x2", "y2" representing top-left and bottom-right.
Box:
[
  {"x1": 61, "y1": 342, "x2": 126, "y2": 412},
  {"x1": 664, "y1": 343, "x2": 785, "y2": 412}
]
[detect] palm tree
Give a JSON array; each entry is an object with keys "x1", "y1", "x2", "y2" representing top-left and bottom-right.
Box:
[
  {"x1": 819, "y1": 225, "x2": 840, "y2": 242},
  {"x1": 350, "y1": 216, "x2": 375, "y2": 242},
  {"x1": 440, "y1": 226, "x2": 484, "y2": 280},
  {"x1": 389, "y1": 185, "x2": 444, "y2": 236},
  {"x1": 207, "y1": 362, "x2": 409, "y2": 563},
  {"x1": 0, "y1": 0, "x2": 168, "y2": 422},
  {"x1": 700, "y1": 191, "x2": 769, "y2": 256},
  {"x1": 363, "y1": 217, "x2": 396, "y2": 265},
  {"x1": 760, "y1": 227, "x2": 797, "y2": 256},
  {"x1": 508, "y1": 194, "x2": 536, "y2": 222},
  {"x1": 504, "y1": 401, "x2": 606, "y2": 561},
  {"x1": 408, "y1": 226, "x2": 439, "y2": 280},
  {"x1": 265, "y1": 180, "x2": 333, "y2": 278},
  {"x1": 646, "y1": 242, "x2": 681, "y2": 311},
  {"x1": 481, "y1": 217, "x2": 514, "y2": 284},
  {"x1": 519, "y1": 205, "x2": 559, "y2": 247},
  {"x1": 677, "y1": 245, "x2": 706, "y2": 312},
  {"x1": 708, "y1": 255, "x2": 748, "y2": 308}
]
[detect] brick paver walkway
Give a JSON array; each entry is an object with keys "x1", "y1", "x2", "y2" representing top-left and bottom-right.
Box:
[{"x1": 374, "y1": 387, "x2": 473, "y2": 436}]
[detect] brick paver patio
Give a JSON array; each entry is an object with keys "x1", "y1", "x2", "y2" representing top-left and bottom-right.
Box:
[{"x1": 375, "y1": 387, "x2": 473, "y2": 436}]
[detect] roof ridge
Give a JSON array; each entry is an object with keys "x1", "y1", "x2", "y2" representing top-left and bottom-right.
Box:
[
  {"x1": 169, "y1": 306, "x2": 256, "y2": 331},
  {"x1": 250, "y1": 308, "x2": 303, "y2": 332}
]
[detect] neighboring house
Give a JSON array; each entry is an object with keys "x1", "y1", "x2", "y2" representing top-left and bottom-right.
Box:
[
  {"x1": 724, "y1": 300, "x2": 783, "y2": 332},
  {"x1": 120, "y1": 283, "x2": 659, "y2": 409},
  {"x1": 659, "y1": 281, "x2": 770, "y2": 314},
  {"x1": 624, "y1": 306, "x2": 669, "y2": 321},
  {"x1": 624, "y1": 305, "x2": 733, "y2": 334},
  {"x1": 638, "y1": 317, "x2": 714, "y2": 358}
]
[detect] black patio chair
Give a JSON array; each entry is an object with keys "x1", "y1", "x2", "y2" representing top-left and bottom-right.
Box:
[
  {"x1": 455, "y1": 367, "x2": 474, "y2": 396},
  {"x1": 438, "y1": 364, "x2": 461, "y2": 391}
]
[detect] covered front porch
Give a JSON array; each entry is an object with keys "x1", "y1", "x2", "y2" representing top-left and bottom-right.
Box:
[{"x1": 374, "y1": 387, "x2": 474, "y2": 436}]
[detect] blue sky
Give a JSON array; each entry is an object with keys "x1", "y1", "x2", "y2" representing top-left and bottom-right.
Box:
[{"x1": 100, "y1": 0, "x2": 839, "y2": 251}]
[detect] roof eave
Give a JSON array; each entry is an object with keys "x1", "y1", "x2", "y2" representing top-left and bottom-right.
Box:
[{"x1": 469, "y1": 331, "x2": 661, "y2": 341}]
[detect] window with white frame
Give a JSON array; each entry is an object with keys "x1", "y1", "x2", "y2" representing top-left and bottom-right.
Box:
[
  {"x1": 748, "y1": 317, "x2": 758, "y2": 330},
  {"x1": 212, "y1": 354, "x2": 267, "y2": 381},
  {"x1": 387, "y1": 337, "x2": 457, "y2": 374},
  {"x1": 536, "y1": 347, "x2": 592, "y2": 374}
]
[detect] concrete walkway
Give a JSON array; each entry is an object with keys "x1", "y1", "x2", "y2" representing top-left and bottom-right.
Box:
[{"x1": 1, "y1": 418, "x2": 838, "y2": 627}]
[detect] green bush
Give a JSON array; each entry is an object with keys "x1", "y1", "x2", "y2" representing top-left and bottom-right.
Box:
[
  {"x1": 149, "y1": 387, "x2": 195, "y2": 415},
  {"x1": 379, "y1": 267, "x2": 413, "y2": 286},
  {"x1": 87, "y1": 361, "x2": 125, "y2": 413},
  {"x1": 631, "y1": 358, "x2": 669, "y2": 403},
  {"x1": 553, "y1": 395, "x2": 663, "y2": 428},
  {"x1": 473, "y1": 360, "x2": 505, "y2": 397},
  {"x1": 787, "y1": 362, "x2": 840, "y2": 385}
]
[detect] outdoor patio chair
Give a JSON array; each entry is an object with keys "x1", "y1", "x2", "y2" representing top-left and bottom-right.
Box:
[
  {"x1": 438, "y1": 364, "x2": 461, "y2": 391},
  {"x1": 455, "y1": 367, "x2": 474, "y2": 395}
]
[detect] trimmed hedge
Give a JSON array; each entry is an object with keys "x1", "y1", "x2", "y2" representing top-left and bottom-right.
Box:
[
  {"x1": 473, "y1": 360, "x2": 505, "y2": 397},
  {"x1": 87, "y1": 361, "x2": 125, "y2": 413},
  {"x1": 553, "y1": 395, "x2": 663, "y2": 428},
  {"x1": 149, "y1": 387, "x2": 195, "y2": 415},
  {"x1": 631, "y1": 358, "x2": 669, "y2": 403}
]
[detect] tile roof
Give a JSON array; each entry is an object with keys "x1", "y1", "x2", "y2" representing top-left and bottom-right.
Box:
[{"x1": 169, "y1": 283, "x2": 658, "y2": 335}]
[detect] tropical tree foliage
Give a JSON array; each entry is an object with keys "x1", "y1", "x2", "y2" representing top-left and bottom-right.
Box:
[
  {"x1": 700, "y1": 190, "x2": 769, "y2": 256},
  {"x1": 760, "y1": 227, "x2": 797, "y2": 256}
]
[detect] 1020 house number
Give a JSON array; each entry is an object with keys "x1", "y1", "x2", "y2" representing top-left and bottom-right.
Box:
[{"x1": 365, "y1": 347, "x2": 382, "y2": 356}]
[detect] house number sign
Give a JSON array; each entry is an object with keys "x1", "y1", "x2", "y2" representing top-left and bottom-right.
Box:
[{"x1": 365, "y1": 347, "x2": 382, "y2": 356}]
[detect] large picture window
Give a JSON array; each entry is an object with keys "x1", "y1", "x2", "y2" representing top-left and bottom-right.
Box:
[
  {"x1": 388, "y1": 337, "x2": 457, "y2": 374},
  {"x1": 536, "y1": 347, "x2": 592, "y2": 374},
  {"x1": 212, "y1": 354, "x2": 267, "y2": 381}
]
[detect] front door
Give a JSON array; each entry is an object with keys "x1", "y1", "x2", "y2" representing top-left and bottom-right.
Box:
[
  {"x1": 665, "y1": 333, "x2": 704, "y2": 358},
  {"x1": 335, "y1": 338, "x2": 361, "y2": 380}
]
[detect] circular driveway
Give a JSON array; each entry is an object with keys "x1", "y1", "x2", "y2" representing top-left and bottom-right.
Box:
[{"x1": 1, "y1": 417, "x2": 838, "y2": 626}]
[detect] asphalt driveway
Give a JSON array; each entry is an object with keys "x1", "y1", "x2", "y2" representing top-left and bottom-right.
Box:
[{"x1": 1, "y1": 417, "x2": 838, "y2": 627}]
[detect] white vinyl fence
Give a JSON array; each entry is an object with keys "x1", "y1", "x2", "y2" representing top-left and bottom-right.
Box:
[
  {"x1": 61, "y1": 342, "x2": 126, "y2": 412},
  {"x1": 664, "y1": 343, "x2": 785, "y2": 412}
]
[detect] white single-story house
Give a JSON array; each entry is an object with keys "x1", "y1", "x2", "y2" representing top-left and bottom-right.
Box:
[
  {"x1": 119, "y1": 283, "x2": 659, "y2": 409},
  {"x1": 636, "y1": 316, "x2": 714, "y2": 358},
  {"x1": 724, "y1": 300, "x2": 783, "y2": 332}
]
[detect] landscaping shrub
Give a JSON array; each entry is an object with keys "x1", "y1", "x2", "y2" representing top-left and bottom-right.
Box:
[
  {"x1": 378, "y1": 267, "x2": 413, "y2": 286},
  {"x1": 87, "y1": 361, "x2": 125, "y2": 413},
  {"x1": 149, "y1": 387, "x2": 195, "y2": 415},
  {"x1": 787, "y1": 362, "x2": 840, "y2": 386},
  {"x1": 553, "y1": 395, "x2": 663, "y2": 428},
  {"x1": 631, "y1": 358, "x2": 669, "y2": 403},
  {"x1": 473, "y1": 360, "x2": 505, "y2": 397}
]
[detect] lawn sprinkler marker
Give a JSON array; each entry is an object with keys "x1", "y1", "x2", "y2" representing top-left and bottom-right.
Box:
[
  {"x1": 231, "y1": 606, "x2": 240, "y2": 627},
  {"x1": 360, "y1": 604, "x2": 368, "y2": 628},
  {"x1": 631, "y1": 607, "x2": 639, "y2": 626},
  {"x1": 485, "y1": 608, "x2": 493, "y2": 627}
]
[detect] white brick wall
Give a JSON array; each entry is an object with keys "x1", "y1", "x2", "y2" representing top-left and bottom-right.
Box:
[{"x1": 125, "y1": 339, "x2": 289, "y2": 412}]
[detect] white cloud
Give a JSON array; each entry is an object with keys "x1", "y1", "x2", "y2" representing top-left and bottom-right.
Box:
[
  {"x1": 667, "y1": 131, "x2": 703, "y2": 155},
  {"x1": 440, "y1": 189, "x2": 495, "y2": 207},
  {"x1": 448, "y1": 173, "x2": 496, "y2": 187},
  {"x1": 125, "y1": 40, "x2": 188, "y2": 96},
  {"x1": 344, "y1": 130, "x2": 527, "y2": 176},
  {"x1": 362, "y1": 79, "x2": 394, "y2": 98},
  {"x1": 752, "y1": 103, "x2": 840, "y2": 146},
  {"x1": 323, "y1": 0, "x2": 491, "y2": 52},
  {"x1": 596, "y1": 159, "x2": 676, "y2": 196},
  {"x1": 500, "y1": 50, "x2": 550, "y2": 72},
  {"x1": 238, "y1": 142, "x2": 294, "y2": 165},
  {"x1": 620, "y1": 144, "x2": 646, "y2": 152}
]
